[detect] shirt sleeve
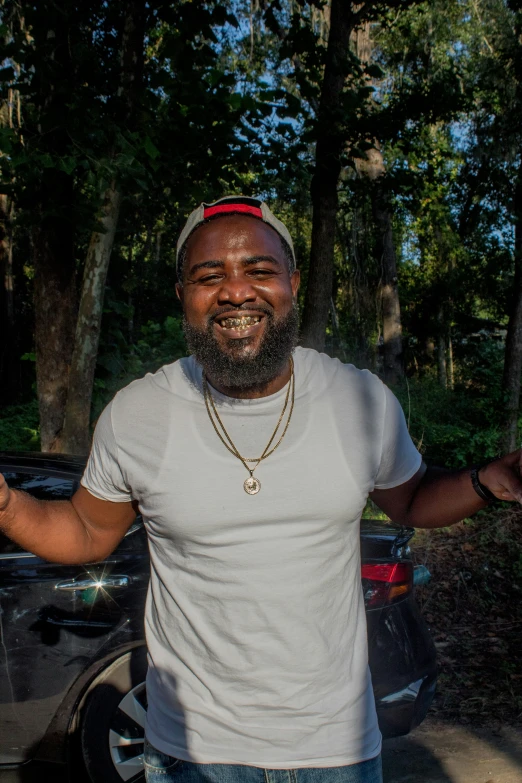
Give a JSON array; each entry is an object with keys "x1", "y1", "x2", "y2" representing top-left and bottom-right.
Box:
[
  {"x1": 80, "y1": 400, "x2": 132, "y2": 502},
  {"x1": 373, "y1": 383, "x2": 422, "y2": 490}
]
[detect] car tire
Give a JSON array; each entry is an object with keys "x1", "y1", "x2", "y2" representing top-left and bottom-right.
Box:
[{"x1": 79, "y1": 646, "x2": 148, "y2": 783}]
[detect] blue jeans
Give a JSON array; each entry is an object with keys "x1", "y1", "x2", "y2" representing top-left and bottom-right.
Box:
[{"x1": 143, "y1": 740, "x2": 383, "y2": 783}]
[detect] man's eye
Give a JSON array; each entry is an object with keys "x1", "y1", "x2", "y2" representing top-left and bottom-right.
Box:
[
  {"x1": 198, "y1": 274, "x2": 221, "y2": 283},
  {"x1": 250, "y1": 269, "x2": 273, "y2": 276}
]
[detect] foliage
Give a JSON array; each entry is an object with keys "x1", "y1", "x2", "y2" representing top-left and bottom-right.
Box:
[
  {"x1": 396, "y1": 340, "x2": 506, "y2": 466},
  {"x1": 2, "y1": 0, "x2": 522, "y2": 449},
  {"x1": 92, "y1": 314, "x2": 188, "y2": 421},
  {"x1": 0, "y1": 402, "x2": 40, "y2": 451}
]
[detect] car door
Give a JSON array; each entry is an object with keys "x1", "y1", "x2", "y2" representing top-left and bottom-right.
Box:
[{"x1": 0, "y1": 467, "x2": 134, "y2": 765}]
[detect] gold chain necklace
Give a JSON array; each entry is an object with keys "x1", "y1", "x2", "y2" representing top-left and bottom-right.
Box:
[{"x1": 202, "y1": 357, "x2": 295, "y2": 495}]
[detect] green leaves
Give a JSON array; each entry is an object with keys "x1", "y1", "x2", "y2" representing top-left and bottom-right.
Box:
[
  {"x1": 2, "y1": 0, "x2": 521, "y2": 455},
  {"x1": 227, "y1": 92, "x2": 243, "y2": 111},
  {"x1": 143, "y1": 136, "x2": 160, "y2": 160},
  {"x1": 0, "y1": 402, "x2": 40, "y2": 451},
  {"x1": 365, "y1": 63, "x2": 384, "y2": 79},
  {"x1": 58, "y1": 156, "x2": 78, "y2": 175}
]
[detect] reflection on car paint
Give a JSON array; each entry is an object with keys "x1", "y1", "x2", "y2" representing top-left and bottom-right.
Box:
[
  {"x1": 0, "y1": 474, "x2": 75, "y2": 499},
  {"x1": 379, "y1": 677, "x2": 424, "y2": 704},
  {"x1": 0, "y1": 494, "x2": 150, "y2": 766}
]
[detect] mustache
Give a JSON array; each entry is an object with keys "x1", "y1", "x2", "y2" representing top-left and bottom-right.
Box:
[
  {"x1": 209, "y1": 305, "x2": 274, "y2": 322},
  {"x1": 184, "y1": 301, "x2": 299, "y2": 392}
]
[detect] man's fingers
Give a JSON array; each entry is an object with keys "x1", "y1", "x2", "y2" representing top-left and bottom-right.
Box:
[
  {"x1": 500, "y1": 490, "x2": 521, "y2": 502},
  {"x1": 480, "y1": 458, "x2": 522, "y2": 504},
  {"x1": 0, "y1": 473, "x2": 11, "y2": 514},
  {"x1": 497, "y1": 477, "x2": 522, "y2": 504}
]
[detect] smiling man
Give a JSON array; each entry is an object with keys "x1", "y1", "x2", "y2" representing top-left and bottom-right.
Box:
[
  {"x1": 1, "y1": 196, "x2": 522, "y2": 783},
  {"x1": 177, "y1": 199, "x2": 300, "y2": 399}
]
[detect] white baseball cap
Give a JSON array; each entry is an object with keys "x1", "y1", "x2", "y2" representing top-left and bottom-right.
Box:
[{"x1": 176, "y1": 195, "x2": 296, "y2": 278}]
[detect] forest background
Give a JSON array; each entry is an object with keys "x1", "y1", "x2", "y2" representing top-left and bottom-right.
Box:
[
  {"x1": 1, "y1": 0, "x2": 522, "y2": 464},
  {"x1": 1, "y1": 0, "x2": 522, "y2": 724}
]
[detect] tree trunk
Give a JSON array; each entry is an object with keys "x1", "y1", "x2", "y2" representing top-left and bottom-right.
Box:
[
  {"x1": 379, "y1": 268, "x2": 403, "y2": 384},
  {"x1": 0, "y1": 18, "x2": 20, "y2": 404},
  {"x1": 437, "y1": 337, "x2": 447, "y2": 389},
  {"x1": 447, "y1": 328, "x2": 454, "y2": 390},
  {"x1": 57, "y1": 184, "x2": 122, "y2": 453},
  {"x1": 300, "y1": 0, "x2": 355, "y2": 351},
  {"x1": 27, "y1": 5, "x2": 78, "y2": 451},
  {"x1": 437, "y1": 307, "x2": 447, "y2": 389},
  {"x1": 0, "y1": 193, "x2": 18, "y2": 404},
  {"x1": 501, "y1": 159, "x2": 522, "y2": 453},
  {"x1": 352, "y1": 23, "x2": 403, "y2": 384},
  {"x1": 33, "y1": 173, "x2": 77, "y2": 451},
  {"x1": 57, "y1": 0, "x2": 145, "y2": 453},
  {"x1": 425, "y1": 338, "x2": 435, "y2": 361},
  {"x1": 361, "y1": 149, "x2": 403, "y2": 384}
]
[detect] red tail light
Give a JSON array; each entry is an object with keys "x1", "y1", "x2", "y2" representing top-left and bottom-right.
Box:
[{"x1": 361, "y1": 562, "x2": 413, "y2": 608}]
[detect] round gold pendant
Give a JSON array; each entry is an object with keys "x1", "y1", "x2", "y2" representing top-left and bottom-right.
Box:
[{"x1": 244, "y1": 476, "x2": 261, "y2": 495}]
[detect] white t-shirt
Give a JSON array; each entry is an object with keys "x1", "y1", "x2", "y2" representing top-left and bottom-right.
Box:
[{"x1": 81, "y1": 347, "x2": 421, "y2": 768}]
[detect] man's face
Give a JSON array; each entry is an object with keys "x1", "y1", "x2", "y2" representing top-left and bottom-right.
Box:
[{"x1": 176, "y1": 214, "x2": 300, "y2": 389}]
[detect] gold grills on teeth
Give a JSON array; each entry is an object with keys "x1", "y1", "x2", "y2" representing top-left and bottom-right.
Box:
[{"x1": 220, "y1": 316, "x2": 261, "y2": 329}]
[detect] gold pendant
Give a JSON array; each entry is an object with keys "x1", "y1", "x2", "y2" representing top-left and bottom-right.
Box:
[{"x1": 244, "y1": 476, "x2": 261, "y2": 495}]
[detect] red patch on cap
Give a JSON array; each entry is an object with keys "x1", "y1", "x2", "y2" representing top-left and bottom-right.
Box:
[{"x1": 204, "y1": 203, "x2": 263, "y2": 219}]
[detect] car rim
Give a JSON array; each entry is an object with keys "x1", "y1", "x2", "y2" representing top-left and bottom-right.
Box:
[{"x1": 109, "y1": 681, "x2": 147, "y2": 781}]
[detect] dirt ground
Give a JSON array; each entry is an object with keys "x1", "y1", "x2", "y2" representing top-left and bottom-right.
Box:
[
  {"x1": 383, "y1": 508, "x2": 522, "y2": 782},
  {"x1": 382, "y1": 717, "x2": 522, "y2": 783},
  {"x1": 411, "y1": 508, "x2": 522, "y2": 726}
]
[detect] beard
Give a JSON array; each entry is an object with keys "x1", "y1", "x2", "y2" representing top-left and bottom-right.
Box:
[{"x1": 183, "y1": 302, "x2": 300, "y2": 392}]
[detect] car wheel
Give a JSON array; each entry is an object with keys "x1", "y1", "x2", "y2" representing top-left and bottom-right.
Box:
[{"x1": 79, "y1": 647, "x2": 148, "y2": 783}]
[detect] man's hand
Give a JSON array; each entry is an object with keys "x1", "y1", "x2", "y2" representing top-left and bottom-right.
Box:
[
  {"x1": 0, "y1": 473, "x2": 10, "y2": 514},
  {"x1": 479, "y1": 450, "x2": 522, "y2": 504},
  {"x1": 371, "y1": 450, "x2": 522, "y2": 529}
]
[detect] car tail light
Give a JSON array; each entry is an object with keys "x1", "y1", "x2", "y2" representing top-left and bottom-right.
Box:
[{"x1": 361, "y1": 562, "x2": 413, "y2": 608}]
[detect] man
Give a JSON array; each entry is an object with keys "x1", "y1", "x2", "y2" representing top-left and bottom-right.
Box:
[{"x1": 1, "y1": 195, "x2": 521, "y2": 783}]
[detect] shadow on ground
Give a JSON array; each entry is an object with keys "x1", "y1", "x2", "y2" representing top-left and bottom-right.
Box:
[{"x1": 382, "y1": 717, "x2": 522, "y2": 783}]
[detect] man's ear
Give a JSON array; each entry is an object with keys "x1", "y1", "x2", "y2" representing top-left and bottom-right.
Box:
[
  {"x1": 176, "y1": 282, "x2": 184, "y2": 304},
  {"x1": 291, "y1": 269, "x2": 300, "y2": 299}
]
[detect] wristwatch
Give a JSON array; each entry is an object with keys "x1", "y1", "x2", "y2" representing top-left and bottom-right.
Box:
[{"x1": 470, "y1": 464, "x2": 498, "y2": 503}]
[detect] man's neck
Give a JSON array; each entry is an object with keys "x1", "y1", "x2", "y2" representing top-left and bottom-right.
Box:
[{"x1": 205, "y1": 359, "x2": 292, "y2": 399}]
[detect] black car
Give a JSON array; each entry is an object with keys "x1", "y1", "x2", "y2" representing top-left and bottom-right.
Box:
[{"x1": 0, "y1": 452, "x2": 437, "y2": 783}]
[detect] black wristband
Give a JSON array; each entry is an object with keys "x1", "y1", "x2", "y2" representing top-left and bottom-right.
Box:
[{"x1": 470, "y1": 465, "x2": 498, "y2": 503}]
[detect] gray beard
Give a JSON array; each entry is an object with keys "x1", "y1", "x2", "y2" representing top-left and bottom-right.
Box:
[{"x1": 183, "y1": 303, "x2": 300, "y2": 393}]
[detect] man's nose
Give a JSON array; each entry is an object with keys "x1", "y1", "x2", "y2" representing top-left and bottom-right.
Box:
[{"x1": 217, "y1": 275, "x2": 257, "y2": 306}]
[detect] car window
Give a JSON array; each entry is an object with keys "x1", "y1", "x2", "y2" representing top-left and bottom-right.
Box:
[
  {"x1": 2, "y1": 472, "x2": 75, "y2": 500},
  {"x1": 0, "y1": 472, "x2": 75, "y2": 555}
]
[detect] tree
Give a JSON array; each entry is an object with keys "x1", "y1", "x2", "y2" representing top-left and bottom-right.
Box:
[
  {"x1": 294, "y1": 0, "x2": 418, "y2": 354},
  {"x1": 26, "y1": 3, "x2": 80, "y2": 451},
  {"x1": 499, "y1": 0, "x2": 522, "y2": 451},
  {"x1": 1, "y1": 0, "x2": 258, "y2": 452},
  {"x1": 300, "y1": 0, "x2": 363, "y2": 351},
  {"x1": 352, "y1": 22, "x2": 404, "y2": 383},
  {"x1": 57, "y1": 0, "x2": 145, "y2": 454}
]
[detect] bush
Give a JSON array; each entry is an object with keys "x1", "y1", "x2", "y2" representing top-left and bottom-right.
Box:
[
  {"x1": 395, "y1": 376, "x2": 502, "y2": 468},
  {"x1": 391, "y1": 337, "x2": 507, "y2": 468},
  {"x1": 0, "y1": 401, "x2": 40, "y2": 451},
  {"x1": 92, "y1": 315, "x2": 188, "y2": 420}
]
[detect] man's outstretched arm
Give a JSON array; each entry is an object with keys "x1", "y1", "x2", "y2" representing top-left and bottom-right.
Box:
[
  {"x1": 0, "y1": 476, "x2": 136, "y2": 564},
  {"x1": 370, "y1": 450, "x2": 522, "y2": 528}
]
